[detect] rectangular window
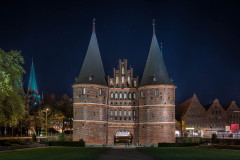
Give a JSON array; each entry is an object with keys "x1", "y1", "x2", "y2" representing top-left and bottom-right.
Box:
[
  {"x1": 115, "y1": 110, "x2": 117, "y2": 116},
  {"x1": 110, "y1": 110, "x2": 113, "y2": 116},
  {"x1": 124, "y1": 110, "x2": 126, "y2": 116},
  {"x1": 128, "y1": 110, "x2": 131, "y2": 116},
  {"x1": 133, "y1": 110, "x2": 136, "y2": 116},
  {"x1": 116, "y1": 76, "x2": 119, "y2": 84},
  {"x1": 122, "y1": 76, "x2": 124, "y2": 84},
  {"x1": 154, "y1": 89, "x2": 159, "y2": 97},
  {"x1": 119, "y1": 110, "x2": 122, "y2": 116}
]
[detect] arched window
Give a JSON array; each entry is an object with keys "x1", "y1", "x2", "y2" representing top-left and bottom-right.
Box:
[
  {"x1": 128, "y1": 110, "x2": 131, "y2": 116},
  {"x1": 122, "y1": 76, "x2": 124, "y2": 84},
  {"x1": 110, "y1": 92, "x2": 114, "y2": 99},
  {"x1": 115, "y1": 92, "x2": 118, "y2": 99},
  {"x1": 119, "y1": 92, "x2": 123, "y2": 99},
  {"x1": 128, "y1": 92, "x2": 132, "y2": 99},
  {"x1": 124, "y1": 92, "x2": 127, "y2": 99},
  {"x1": 127, "y1": 76, "x2": 130, "y2": 84},
  {"x1": 83, "y1": 87, "x2": 86, "y2": 95},
  {"x1": 133, "y1": 92, "x2": 136, "y2": 99},
  {"x1": 116, "y1": 76, "x2": 119, "y2": 84}
]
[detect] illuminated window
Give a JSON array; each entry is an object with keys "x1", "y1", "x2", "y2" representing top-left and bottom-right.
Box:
[
  {"x1": 133, "y1": 110, "x2": 136, "y2": 116},
  {"x1": 119, "y1": 92, "x2": 123, "y2": 99},
  {"x1": 110, "y1": 80, "x2": 113, "y2": 85},
  {"x1": 122, "y1": 76, "x2": 124, "y2": 84},
  {"x1": 110, "y1": 110, "x2": 113, "y2": 116},
  {"x1": 99, "y1": 88, "x2": 102, "y2": 96},
  {"x1": 116, "y1": 76, "x2": 119, "y2": 84},
  {"x1": 83, "y1": 88, "x2": 86, "y2": 95},
  {"x1": 124, "y1": 92, "x2": 127, "y2": 99},
  {"x1": 110, "y1": 92, "x2": 114, "y2": 98},
  {"x1": 128, "y1": 110, "x2": 131, "y2": 116},
  {"x1": 124, "y1": 110, "x2": 126, "y2": 116},
  {"x1": 128, "y1": 93, "x2": 132, "y2": 99},
  {"x1": 119, "y1": 110, "x2": 122, "y2": 116},
  {"x1": 128, "y1": 76, "x2": 130, "y2": 84},
  {"x1": 122, "y1": 67, "x2": 125, "y2": 74},
  {"x1": 134, "y1": 80, "x2": 136, "y2": 87},
  {"x1": 115, "y1": 92, "x2": 118, "y2": 99},
  {"x1": 115, "y1": 110, "x2": 117, "y2": 116},
  {"x1": 133, "y1": 92, "x2": 136, "y2": 99}
]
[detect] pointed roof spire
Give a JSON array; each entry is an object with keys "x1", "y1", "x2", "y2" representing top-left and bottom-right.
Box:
[
  {"x1": 92, "y1": 18, "x2": 96, "y2": 33},
  {"x1": 28, "y1": 59, "x2": 38, "y2": 94},
  {"x1": 75, "y1": 20, "x2": 107, "y2": 86},
  {"x1": 153, "y1": 19, "x2": 156, "y2": 35},
  {"x1": 140, "y1": 20, "x2": 172, "y2": 86}
]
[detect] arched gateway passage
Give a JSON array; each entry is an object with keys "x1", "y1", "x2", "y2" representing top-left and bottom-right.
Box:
[{"x1": 114, "y1": 130, "x2": 132, "y2": 145}]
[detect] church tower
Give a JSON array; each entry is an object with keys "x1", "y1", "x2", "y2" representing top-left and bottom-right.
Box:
[
  {"x1": 138, "y1": 20, "x2": 176, "y2": 146},
  {"x1": 73, "y1": 19, "x2": 108, "y2": 145}
]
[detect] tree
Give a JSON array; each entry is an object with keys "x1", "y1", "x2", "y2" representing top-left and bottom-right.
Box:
[{"x1": 0, "y1": 49, "x2": 25, "y2": 136}]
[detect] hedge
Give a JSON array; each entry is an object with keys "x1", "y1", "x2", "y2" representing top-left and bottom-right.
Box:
[
  {"x1": 158, "y1": 143, "x2": 199, "y2": 147},
  {"x1": 48, "y1": 141, "x2": 85, "y2": 147}
]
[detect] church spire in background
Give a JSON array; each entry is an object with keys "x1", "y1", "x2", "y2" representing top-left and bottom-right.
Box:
[{"x1": 28, "y1": 58, "x2": 38, "y2": 94}]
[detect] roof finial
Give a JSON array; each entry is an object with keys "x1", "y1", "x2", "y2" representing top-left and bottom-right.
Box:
[
  {"x1": 153, "y1": 19, "x2": 155, "y2": 35},
  {"x1": 93, "y1": 18, "x2": 96, "y2": 33}
]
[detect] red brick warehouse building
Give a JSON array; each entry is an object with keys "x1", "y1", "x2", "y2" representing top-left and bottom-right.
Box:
[{"x1": 72, "y1": 20, "x2": 176, "y2": 146}]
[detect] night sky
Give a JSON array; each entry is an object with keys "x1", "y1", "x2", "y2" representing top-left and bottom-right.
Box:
[{"x1": 1, "y1": 0, "x2": 240, "y2": 105}]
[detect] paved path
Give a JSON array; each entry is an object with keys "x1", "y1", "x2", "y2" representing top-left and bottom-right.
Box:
[{"x1": 98, "y1": 148, "x2": 154, "y2": 160}]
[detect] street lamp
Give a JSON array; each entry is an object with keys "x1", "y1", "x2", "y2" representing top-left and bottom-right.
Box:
[{"x1": 45, "y1": 108, "x2": 49, "y2": 137}]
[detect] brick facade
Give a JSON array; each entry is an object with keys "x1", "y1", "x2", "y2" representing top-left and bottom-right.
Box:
[
  {"x1": 73, "y1": 59, "x2": 176, "y2": 146},
  {"x1": 177, "y1": 94, "x2": 240, "y2": 138}
]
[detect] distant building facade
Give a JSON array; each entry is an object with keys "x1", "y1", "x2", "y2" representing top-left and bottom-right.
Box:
[
  {"x1": 73, "y1": 21, "x2": 176, "y2": 146},
  {"x1": 176, "y1": 94, "x2": 240, "y2": 137}
]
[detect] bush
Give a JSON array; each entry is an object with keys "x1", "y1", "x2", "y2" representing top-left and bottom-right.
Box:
[
  {"x1": 158, "y1": 143, "x2": 199, "y2": 147},
  {"x1": 48, "y1": 140, "x2": 85, "y2": 147},
  {"x1": 58, "y1": 133, "x2": 66, "y2": 141},
  {"x1": 211, "y1": 133, "x2": 217, "y2": 143}
]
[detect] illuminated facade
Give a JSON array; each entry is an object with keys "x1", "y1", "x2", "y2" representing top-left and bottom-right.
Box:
[
  {"x1": 73, "y1": 20, "x2": 176, "y2": 146},
  {"x1": 177, "y1": 94, "x2": 240, "y2": 137}
]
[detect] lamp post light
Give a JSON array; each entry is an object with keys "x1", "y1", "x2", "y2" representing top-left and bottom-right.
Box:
[{"x1": 45, "y1": 108, "x2": 49, "y2": 137}]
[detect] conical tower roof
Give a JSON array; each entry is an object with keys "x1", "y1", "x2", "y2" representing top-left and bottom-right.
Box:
[
  {"x1": 28, "y1": 59, "x2": 38, "y2": 94},
  {"x1": 140, "y1": 20, "x2": 172, "y2": 86},
  {"x1": 75, "y1": 19, "x2": 107, "y2": 86}
]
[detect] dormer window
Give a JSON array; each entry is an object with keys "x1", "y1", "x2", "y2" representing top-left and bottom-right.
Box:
[
  {"x1": 153, "y1": 76, "x2": 157, "y2": 82},
  {"x1": 89, "y1": 75, "x2": 93, "y2": 81}
]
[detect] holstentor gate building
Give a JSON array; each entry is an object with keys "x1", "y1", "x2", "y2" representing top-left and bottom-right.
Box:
[{"x1": 73, "y1": 20, "x2": 176, "y2": 146}]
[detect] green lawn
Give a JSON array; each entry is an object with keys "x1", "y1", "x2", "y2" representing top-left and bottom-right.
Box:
[
  {"x1": 138, "y1": 147, "x2": 240, "y2": 160},
  {"x1": 0, "y1": 147, "x2": 107, "y2": 160}
]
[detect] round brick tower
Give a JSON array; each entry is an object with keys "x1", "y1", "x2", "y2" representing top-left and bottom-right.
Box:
[
  {"x1": 73, "y1": 19, "x2": 108, "y2": 145},
  {"x1": 138, "y1": 20, "x2": 176, "y2": 146}
]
